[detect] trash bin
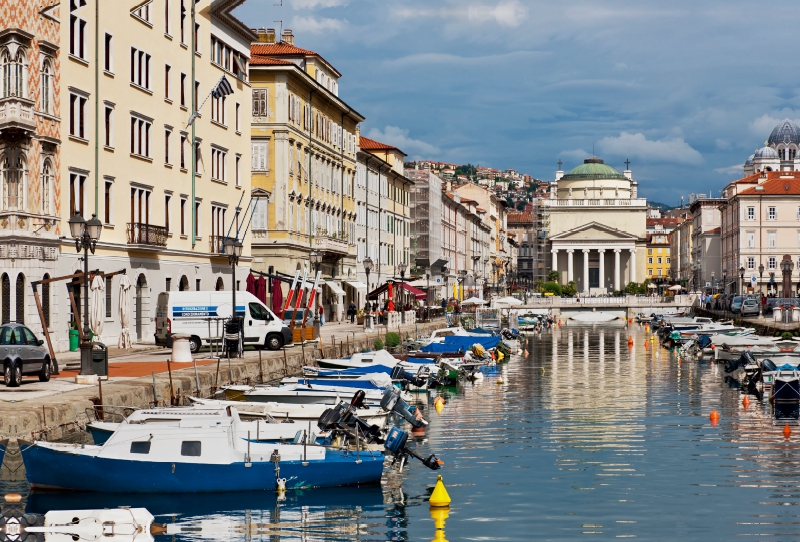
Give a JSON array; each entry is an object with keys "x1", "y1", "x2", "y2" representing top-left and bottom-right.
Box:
[
  {"x1": 171, "y1": 333, "x2": 192, "y2": 362},
  {"x1": 774, "y1": 307, "x2": 782, "y2": 322},
  {"x1": 69, "y1": 329, "x2": 80, "y2": 352},
  {"x1": 91, "y1": 342, "x2": 108, "y2": 377}
]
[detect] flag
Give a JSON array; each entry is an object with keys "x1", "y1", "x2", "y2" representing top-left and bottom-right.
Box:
[{"x1": 212, "y1": 76, "x2": 234, "y2": 99}]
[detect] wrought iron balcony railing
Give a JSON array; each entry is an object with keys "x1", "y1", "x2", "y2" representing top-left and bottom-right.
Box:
[{"x1": 126, "y1": 223, "x2": 167, "y2": 247}]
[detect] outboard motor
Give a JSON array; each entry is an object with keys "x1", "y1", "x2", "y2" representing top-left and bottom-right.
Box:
[
  {"x1": 726, "y1": 350, "x2": 753, "y2": 374},
  {"x1": 384, "y1": 426, "x2": 442, "y2": 471},
  {"x1": 390, "y1": 365, "x2": 429, "y2": 388},
  {"x1": 381, "y1": 388, "x2": 427, "y2": 428}
]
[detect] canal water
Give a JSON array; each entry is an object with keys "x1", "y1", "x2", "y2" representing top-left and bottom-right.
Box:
[{"x1": 4, "y1": 324, "x2": 799, "y2": 540}]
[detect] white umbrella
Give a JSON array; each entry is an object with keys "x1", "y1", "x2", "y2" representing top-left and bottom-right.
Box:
[
  {"x1": 647, "y1": 283, "x2": 658, "y2": 289},
  {"x1": 668, "y1": 284, "x2": 682, "y2": 291},
  {"x1": 495, "y1": 296, "x2": 523, "y2": 306},
  {"x1": 90, "y1": 275, "x2": 105, "y2": 339},
  {"x1": 118, "y1": 274, "x2": 132, "y2": 349},
  {"x1": 462, "y1": 296, "x2": 487, "y2": 305}
]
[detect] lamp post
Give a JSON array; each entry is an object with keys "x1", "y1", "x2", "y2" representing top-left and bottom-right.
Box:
[
  {"x1": 223, "y1": 237, "x2": 244, "y2": 321},
  {"x1": 491, "y1": 261, "x2": 498, "y2": 295},
  {"x1": 68, "y1": 213, "x2": 103, "y2": 376},
  {"x1": 739, "y1": 266, "x2": 745, "y2": 295},
  {"x1": 722, "y1": 268, "x2": 727, "y2": 294},
  {"x1": 397, "y1": 262, "x2": 407, "y2": 309},
  {"x1": 457, "y1": 269, "x2": 466, "y2": 302},
  {"x1": 425, "y1": 266, "x2": 431, "y2": 316},
  {"x1": 309, "y1": 250, "x2": 322, "y2": 273},
  {"x1": 711, "y1": 270, "x2": 715, "y2": 295},
  {"x1": 363, "y1": 257, "x2": 373, "y2": 306}
]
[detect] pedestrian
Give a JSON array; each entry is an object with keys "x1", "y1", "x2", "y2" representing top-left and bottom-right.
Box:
[
  {"x1": 348, "y1": 301, "x2": 356, "y2": 324},
  {"x1": 318, "y1": 305, "x2": 325, "y2": 326}
]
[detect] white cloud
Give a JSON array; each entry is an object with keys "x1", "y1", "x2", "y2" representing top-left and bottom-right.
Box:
[
  {"x1": 289, "y1": 16, "x2": 345, "y2": 34},
  {"x1": 386, "y1": 50, "x2": 546, "y2": 68},
  {"x1": 394, "y1": 1, "x2": 528, "y2": 28},
  {"x1": 365, "y1": 126, "x2": 440, "y2": 157},
  {"x1": 597, "y1": 132, "x2": 703, "y2": 165},
  {"x1": 290, "y1": 0, "x2": 347, "y2": 9},
  {"x1": 713, "y1": 164, "x2": 744, "y2": 175},
  {"x1": 749, "y1": 113, "x2": 800, "y2": 140},
  {"x1": 559, "y1": 149, "x2": 590, "y2": 162},
  {"x1": 715, "y1": 138, "x2": 731, "y2": 150}
]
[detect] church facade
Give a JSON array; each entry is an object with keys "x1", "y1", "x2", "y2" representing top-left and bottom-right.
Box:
[{"x1": 544, "y1": 158, "x2": 647, "y2": 294}]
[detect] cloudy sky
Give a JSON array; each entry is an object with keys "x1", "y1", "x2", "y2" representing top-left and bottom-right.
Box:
[{"x1": 234, "y1": 0, "x2": 800, "y2": 205}]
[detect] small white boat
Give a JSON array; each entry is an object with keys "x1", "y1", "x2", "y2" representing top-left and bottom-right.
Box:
[
  {"x1": 316, "y1": 349, "x2": 437, "y2": 372},
  {"x1": 223, "y1": 380, "x2": 408, "y2": 405},
  {"x1": 569, "y1": 311, "x2": 618, "y2": 323},
  {"x1": 24, "y1": 507, "x2": 157, "y2": 542}
]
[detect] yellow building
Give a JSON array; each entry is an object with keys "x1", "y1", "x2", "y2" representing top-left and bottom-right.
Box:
[
  {"x1": 58, "y1": 0, "x2": 254, "y2": 349},
  {"x1": 248, "y1": 29, "x2": 363, "y2": 317},
  {"x1": 646, "y1": 233, "x2": 671, "y2": 281}
]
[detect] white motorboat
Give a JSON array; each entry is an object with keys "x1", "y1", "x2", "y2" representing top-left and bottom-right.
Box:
[
  {"x1": 569, "y1": 311, "x2": 619, "y2": 323},
  {"x1": 316, "y1": 349, "x2": 437, "y2": 372}
]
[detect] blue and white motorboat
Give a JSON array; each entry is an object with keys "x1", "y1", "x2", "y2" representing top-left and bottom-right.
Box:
[
  {"x1": 21, "y1": 406, "x2": 384, "y2": 493},
  {"x1": 316, "y1": 349, "x2": 437, "y2": 372},
  {"x1": 223, "y1": 379, "x2": 410, "y2": 405}
]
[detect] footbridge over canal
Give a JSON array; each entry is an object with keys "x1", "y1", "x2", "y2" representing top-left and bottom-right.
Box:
[{"x1": 517, "y1": 294, "x2": 701, "y2": 320}]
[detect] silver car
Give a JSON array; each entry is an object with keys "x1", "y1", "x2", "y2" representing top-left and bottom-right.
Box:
[
  {"x1": 0, "y1": 323, "x2": 52, "y2": 387},
  {"x1": 740, "y1": 298, "x2": 761, "y2": 317}
]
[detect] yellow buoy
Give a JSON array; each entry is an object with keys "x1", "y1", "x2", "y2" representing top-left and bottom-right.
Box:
[
  {"x1": 429, "y1": 475, "x2": 451, "y2": 507},
  {"x1": 435, "y1": 401, "x2": 444, "y2": 415}
]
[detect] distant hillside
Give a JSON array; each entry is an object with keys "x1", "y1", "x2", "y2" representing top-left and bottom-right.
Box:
[{"x1": 648, "y1": 201, "x2": 673, "y2": 211}]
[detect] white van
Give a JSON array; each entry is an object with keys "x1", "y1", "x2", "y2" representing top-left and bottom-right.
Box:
[{"x1": 155, "y1": 291, "x2": 293, "y2": 352}]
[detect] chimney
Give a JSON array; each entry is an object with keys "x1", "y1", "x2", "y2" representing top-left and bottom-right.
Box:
[
  {"x1": 282, "y1": 29, "x2": 294, "y2": 45},
  {"x1": 255, "y1": 28, "x2": 276, "y2": 43}
]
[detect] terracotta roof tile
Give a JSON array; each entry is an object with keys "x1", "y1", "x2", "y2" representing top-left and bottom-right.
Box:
[
  {"x1": 359, "y1": 136, "x2": 406, "y2": 155},
  {"x1": 738, "y1": 172, "x2": 800, "y2": 195},
  {"x1": 250, "y1": 55, "x2": 295, "y2": 66},
  {"x1": 251, "y1": 42, "x2": 317, "y2": 56},
  {"x1": 706, "y1": 227, "x2": 721, "y2": 234},
  {"x1": 508, "y1": 212, "x2": 533, "y2": 222}
]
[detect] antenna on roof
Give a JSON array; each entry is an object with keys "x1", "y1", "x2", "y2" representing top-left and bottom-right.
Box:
[
  {"x1": 274, "y1": 20, "x2": 283, "y2": 36},
  {"x1": 274, "y1": 0, "x2": 282, "y2": 5}
]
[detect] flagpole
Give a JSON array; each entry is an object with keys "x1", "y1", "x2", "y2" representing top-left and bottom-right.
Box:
[{"x1": 191, "y1": 0, "x2": 196, "y2": 249}]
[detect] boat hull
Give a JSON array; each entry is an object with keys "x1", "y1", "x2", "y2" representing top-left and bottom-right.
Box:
[{"x1": 20, "y1": 442, "x2": 384, "y2": 493}]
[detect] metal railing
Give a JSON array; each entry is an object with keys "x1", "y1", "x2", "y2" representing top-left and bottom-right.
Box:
[
  {"x1": 209, "y1": 235, "x2": 226, "y2": 254},
  {"x1": 126, "y1": 223, "x2": 168, "y2": 247}
]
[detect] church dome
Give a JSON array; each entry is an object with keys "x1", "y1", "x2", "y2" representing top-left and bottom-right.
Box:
[
  {"x1": 744, "y1": 154, "x2": 755, "y2": 166},
  {"x1": 767, "y1": 118, "x2": 800, "y2": 146},
  {"x1": 561, "y1": 157, "x2": 627, "y2": 180},
  {"x1": 754, "y1": 146, "x2": 779, "y2": 159}
]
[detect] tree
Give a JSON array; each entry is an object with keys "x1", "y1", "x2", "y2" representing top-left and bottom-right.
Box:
[
  {"x1": 547, "y1": 270, "x2": 560, "y2": 283},
  {"x1": 455, "y1": 164, "x2": 476, "y2": 177},
  {"x1": 563, "y1": 281, "x2": 577, "y2": 296},
  {"x1": 542, "y1": 282, "x2": 562, "y2": 296}
]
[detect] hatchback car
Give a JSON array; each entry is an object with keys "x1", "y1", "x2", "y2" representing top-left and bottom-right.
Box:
[
  {"x1": 730, "y1": 296, "x2": 745, "y2": 313},
  {"x1": 0, "y1": 323, "x2": 52, "y2": 387},
  {"x1": 740, "y1": 299, "x2": 760, "y2": 317}
]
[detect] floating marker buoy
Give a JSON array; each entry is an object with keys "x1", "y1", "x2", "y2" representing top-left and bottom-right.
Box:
[
  {"x1": 523, "y1": 349, "x2": 529, "y2": 357},
  {"x1": 709, "y1": 409, "x2": 720, "y2": 424},
  {"x1": 644, "y1": 340, "x2": 650, "y2": 348},
  {"x1": 784, "y1": 424, "x2": 792, "y2": 439},
  {"x1": 412, "y1": 426, "x2": 426, "y2": 436},
  {"x1": 4, "y1": 494, "x2": 20, "y2": 503},
  {"x1": 627, "y1": 336, "x2": 634, "y2": 347},
  {"x1": 435, "y1": 401, "x2": 444, "y2": 415},
  {"x1": 742, "y1": 395, "x2": 751, "y2": 408},
  {"x1": 496, "y1": 377, "x2": 504, "y2": 384},
  {"x1": 650, "y1": 336, "x2": 655, "y2": 342},
  {"x1": 430, "y1": 475, "x2": 451, "y2": 508}
]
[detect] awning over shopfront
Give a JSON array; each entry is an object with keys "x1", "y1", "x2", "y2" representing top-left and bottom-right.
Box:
[
  {"x1": 368, "y1": 281, "x2": 426, "y2": 301},
  {"x1": 323, "y1": 280, "x2": 345, "y2": 296},
  {"x1": 345, "y1": 281, "x2": 368, "y2": 294}
]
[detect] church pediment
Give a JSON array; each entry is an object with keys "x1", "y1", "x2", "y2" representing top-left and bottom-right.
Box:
[{"x1": 550, "y1": 222, "x2": 639, "y2": 241}]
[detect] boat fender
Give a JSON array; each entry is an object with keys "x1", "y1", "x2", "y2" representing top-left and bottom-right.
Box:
[{"x1": 277, "y1": 478, "x2": 287, "y2": 491}]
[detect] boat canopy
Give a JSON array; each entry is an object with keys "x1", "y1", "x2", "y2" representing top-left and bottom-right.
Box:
[
  {"x1": 316, "y1": 365, "x2": 394, "y2": 377},
  {"x1": 421, "y1": 335, "x2": 502, "y2": 353}
]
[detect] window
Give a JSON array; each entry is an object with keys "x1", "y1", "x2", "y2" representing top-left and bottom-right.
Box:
[
  {"x1": 40, "y1": 58, "x2": 53, "y2": 112},
  {"x1": 180, "y1": 197, "x2": 186, "y2": 235},
  {"x1": 647, "y1": 248, "x2": 652, "y2": 255},
  {"x1": 130, "y1": 187, "x2": 151, "y2": 224},
  {"x1": 746, "y1": 206, "x2": 755, "y2": 220},
  {"x1": 195, "y1": 200, "x2": 200, "y2": 238},
  {"x1": 103, "y1": 180, "x2": 113, "y2": 224},
  {"x1": 104, "y1": 105, "x2": 113, "y2": 147},
  {"x1": 195, "y1": 80, "x2": 199, "y2": 109},
  {"x1": 164, "y1": 0, "x2": 170, "y2": 34},
  {"x1": 180, "y1": 0, "x2": 186, "y2": 43},
  {"x1": 105, "y1": 276, "x2": 112, "y2": 317},
  {"x1": 768, "y1": 231, "x2": 776, "y2": 248},
  {"x1": 211, "y1": 148, "x2": 226, "y2": 181},
  {"x1": 130, "y1": 442, "x2": 151, "y2": 454},
  {"x1": 211, "y1": 95, "x2": 225, "y2": 124},
  {"x1": 131, "y1": 1, "x2": 151, "y2": 23},
  {"x1": 69, "y1": 172, "x2": 86, "y2": 217},
  {"x1": 657, "y1": 257, "x2": 662, "y2": 264},
  {"x1": 235, "y1": 154, "x2": 241, "y2": 187},
  {"x1": 769, "y1": 256, "x2": 777, "y2": 270},
  {"x1": 746, "y1": 231, "x2": 755, "y2": 248},
  {"x1": 69, "y1": 92, "x2": 87, "y2": 139},
  {"x1": 210, "y1": 204, "x2": 226, "y2": 247},
  {"x1": 69, "y1": 0, "x2": 87, "y2": 60},
  {"x1": 180, "y1": 73, "x2": 186, "y2": 106},
  {"x1": 165, "y1": 194, "x2": 171, "y2": 232},
  {"x1": 252, "y1": 198, "x2": 267, "y2": 231},
  {"x1": 647, "y1": 257, "x2": 653, "y2": 264},
  {"x1": 104, "y1": 33, "x2": 113, "y2": 72},
  {"x1": 747, "y1": 257, "x2": 755, "y2": 269},
  {"x1": 666, "y1": 257, "x2": 671, "y2": 264},
  {"x1": 657, "y1": 268, "x2": 662, "y2": 277},
  {"x1": 252, "y1": 89, "x2": 268, "y2": 117},
  {"x1": 235, "y1": 103, "x2": 240, "y2": 132},
  {"x1": 130, "y1": 47, "x2": 151, "y2": 90},
  {"x1": 130, "y1": 115, "x2": 152, "y2": 158},
  {"x1": 768, "y1": 206, "x2": 777, "y2": 220},
  {"x1": 166, "y1": 277, "x2": 171, "y2": 291},
  {"x1": 180, "y1": 133, "x2": 187, "y2": 169},
  {"x1": 194, "y1": 23, "x2": 200, "y2": 53},
  {"x1": 648, "y1": 269, "x2": 653, "y2": 276},
  {"x1": 195, "y1": 278, "x2": 201, "y2": 291},
  {"x1": 252, "y1": 141, "x2": 267, "y2": 171},
  {"x1": 40, "y1": 158, "x2": 53, "y2": 215},
  {"x1": 165, "y1": 64, "x2": 170, "y2": 99},
  {"x1": 164, "y1": 128, "x2": 171, "y2": 164}
]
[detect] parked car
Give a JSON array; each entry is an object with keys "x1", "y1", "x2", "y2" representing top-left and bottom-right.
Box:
[
  {"x1": 730, "y1": 296, "x2": 745, "y2": 313},
  {"x1": 0, "y1": 323, "x2": 52, "y2": 387},
  {"x1": 740, "y1": 298, "x2": 760, "y2": 317},
  {"x1": 765, "y1": 297, "x2": 800, "y2": 315},
  {"x1": 282, "y1": 308, "x2": 308, "y2": 326}
]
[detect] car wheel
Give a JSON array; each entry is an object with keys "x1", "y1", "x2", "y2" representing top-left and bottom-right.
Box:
[
  {"x1": 3, "y1": 365, "x2": 10, "y2": 387},
  {"x1": 266, "y1": 334, "x2": 283, "y2": 351},
  {"x1": 7, "y1": 364, "x2": 20, "y2": 388},
  {"x1": 39, "y1": 360, "x2": 51, "y2": 382},
  {"x1": 189, "y1": 337, "x2": 202, "y2": 353}
]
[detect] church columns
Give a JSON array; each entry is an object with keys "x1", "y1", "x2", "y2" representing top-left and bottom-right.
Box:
[
  {"x1": 583, "y1": 249, "x2": 590, "y2": 294},
  {"x1": 551, "y1": 250, "x2": 558, "y2": 276},
  {"x1": 614, "y1": 249, "x2": 621, "y2": 291},
  {"x1": 598, "y1": 249, "x2": 606, "y2": 291},
  {"x1": 567, "y1": 250, "x2": 574, "y2": 282},
  {"x1": 629, "y1": 248, "x2": 637, "y2": 284}
]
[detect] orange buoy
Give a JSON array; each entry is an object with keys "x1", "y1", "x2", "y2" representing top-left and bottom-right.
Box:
[
  {"x1": 709, "y1": 409, "x2": 720, "y2": 424},
  {"x1": 4, "y1": 494, "x2": 21, "y2": 503},
  {"x1": 784, "y1": 424, "x2": 792, "y2": 439},
  {"x1": 742, "y1": 395, "x2": 751, "y2": 408},
  {"x1": 627, "y1": 336, "x2": 634, "y2": 345},
  {"x1": 412, "y1": 426, "x2": 426, "y2": 436}
]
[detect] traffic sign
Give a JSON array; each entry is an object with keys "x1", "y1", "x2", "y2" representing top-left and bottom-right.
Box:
[{"x1": 751, "y1": 275, "x2": 757, "y2": 284}]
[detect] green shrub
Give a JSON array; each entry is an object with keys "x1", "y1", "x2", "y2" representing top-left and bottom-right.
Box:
[
  {"x1": 373, "y1": 338, "x2": 384, "y2": 350},
  {"x1": 542, "y1": 282, "x2": 562, "y2": 296},
  {"x1": 563, "y1": 281, "x2": 577, "y2": 296},
  {"x1": 385, "y1": 332, "x2": 401, "y2": 348},
  {"x1": 782, "y1": 331, "x2": 794, "y2": 340}
]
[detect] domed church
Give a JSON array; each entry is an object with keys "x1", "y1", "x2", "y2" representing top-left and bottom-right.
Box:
[
  {"x1": 543, "y1": 157, "x2": 647, "y2": 294},
  {"x1": 743, "y1": 118, "x2": 800, "y2": 174}
]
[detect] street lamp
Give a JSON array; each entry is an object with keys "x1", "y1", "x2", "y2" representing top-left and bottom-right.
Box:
[
  {"x1": 425, "y1": 266, "x2": 432, "y2": 310},
  {"x1": 397, "y1": 262, "x2": 407, "y2": 309},
  {"x1": 309, "y1": 250, "x2": 322, "y2": 273},
  {"x1": 722, "y1": 268, "x2": 727, "y2": 295},
  {"x1": 758, "y1": 263, "x2": 765, "y2": 295},
  {"x1": 363, "y1": 257, "x2": 373, "y2": 308},
  {"x1": 491, "y1": 261, "x2": 498, "y2": 293},
  {"x1": 739, "y1": 266, "x2": 745, "y2": 295},
  {"x1": 457, "y1": 269, "x2": 466, "y2": 301},
  {"x1": 711, "y1": 270, "x2": 715, "y2": 295},
  {"x1": 69, "y1": 213, "x2": 102, "y2": 376},
  {"x1": 223, "y1": 236, "x2": 244, "y2": 316}
]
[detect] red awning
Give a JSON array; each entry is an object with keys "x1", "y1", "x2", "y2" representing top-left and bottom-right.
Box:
[{"x1": 367, "y1": 281, "x2": 426, "y2": 301}]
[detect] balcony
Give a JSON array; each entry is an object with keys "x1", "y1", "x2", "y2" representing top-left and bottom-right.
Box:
[
  {"x1": 0, "y1": 96, "x2": 36, "y2": 134},
  {"x1": 127, "y1": 223, "x2": 167, "y2": 247},
  {"x1": 209, "y1": 235, "x2": 227, "y2": 254},
  {"x1": 314, "y1": 228, "x2": 350, "y2": 257}
]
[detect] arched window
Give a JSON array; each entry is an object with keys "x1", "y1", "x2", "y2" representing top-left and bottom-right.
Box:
[
  {"x1": 1, "y1": 47, "x2": 27, "y2": 98},
  {"x1": 179, "y1": 276, "x2": 188, "y2": 291},
  {"x1": 15, "y1": 273, "x2": 24, "y2": 324},
  {"x1": 41, "y1": 57, "x2": 53, "y2": 113},
  {"x1": 42, "y1": 274, "x2": 50, "y2": 328},
  {"x1": 41, "y1": 157, "x2": 53, "y2": 215},
  {"x1": 215, "y1": 277, "x2": 224, "y2": 291},
  {"x1": 0, "y1": 274, "x2": 8, "y2": 324}
]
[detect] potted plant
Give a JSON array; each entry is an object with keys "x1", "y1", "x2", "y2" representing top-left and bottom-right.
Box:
[{"x1": 356, "y1": 309, "x2": 365, "y2": 325}]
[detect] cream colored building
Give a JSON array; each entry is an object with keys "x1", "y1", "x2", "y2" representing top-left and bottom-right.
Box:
[
  {"x1": 57, "y1": 0, "x2": 254, "y2": 349},
  {"x1": 248, "y1": 29, "x2": 363, "y2": 321},
  {"x1": 546, "y1": 157, "x2": 646, "y2": 293}
]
